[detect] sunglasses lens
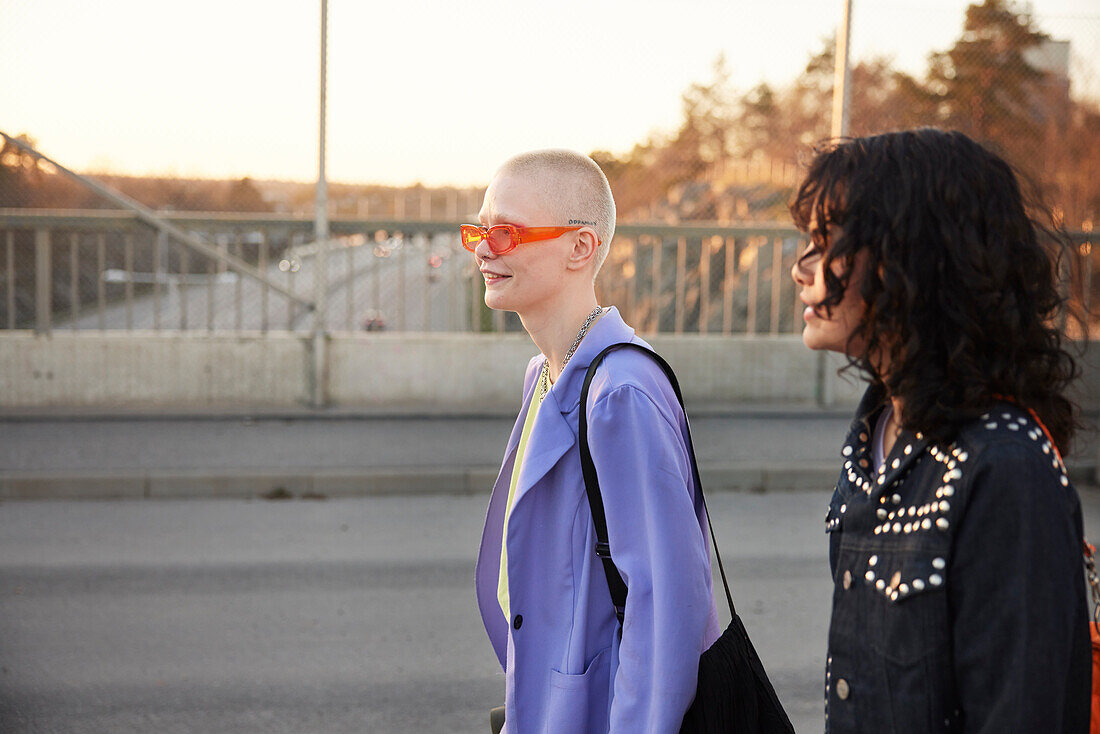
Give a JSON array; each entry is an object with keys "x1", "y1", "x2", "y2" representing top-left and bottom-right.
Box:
[
  {"x1": 460, "y1": 225, "x2": 516, "y2": 253},
  {"x1": 487, "y1": 227, "x2": 514, "y2": 253},
  {"x1": 460, "y1": 226, "x2": 484, "y2": 251}
]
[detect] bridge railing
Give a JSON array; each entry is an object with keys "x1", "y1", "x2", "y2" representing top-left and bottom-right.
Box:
[
  {"x1": 0, "y1": 209, "x2": 821, "y2": 336},
  {"x1": 2, "y1": 209, "x2": 1094, "y2": 337}
]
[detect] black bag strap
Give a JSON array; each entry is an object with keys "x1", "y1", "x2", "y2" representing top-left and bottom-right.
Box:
[{"x1": 578, "y1": 342, "x2": 737, "y2": 631}]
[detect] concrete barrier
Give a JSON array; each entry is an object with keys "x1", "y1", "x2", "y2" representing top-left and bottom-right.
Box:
[
  {"x1": 2, "y1": 331, "x2": 1097, "y2": 415},
  {"x1": 327, "y1": 333, "x2": 533, "y2": 413},
  {"x1": 328, "y1": 333, "x2": 849, "y2": 411},
  {"x1": 0, "y1": 331, "x2": 310, "y2": 409}
]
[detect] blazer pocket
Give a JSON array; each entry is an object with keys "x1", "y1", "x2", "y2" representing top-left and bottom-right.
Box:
[{"x1": 543, "y1": 646, "x2": 612, "y2": 734}]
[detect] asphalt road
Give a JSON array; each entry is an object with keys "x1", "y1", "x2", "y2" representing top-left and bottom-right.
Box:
[
  {"x1": 0, "y1": 492, "x2": 835, "y2": 733},
  {"x1": 4, "y1": 490, "x2": 1099, "y2": 734}
]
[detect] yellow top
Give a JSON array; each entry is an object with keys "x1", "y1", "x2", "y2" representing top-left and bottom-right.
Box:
[{"x1": 498, "y1": 368, "x2": 548, "y2": 621}]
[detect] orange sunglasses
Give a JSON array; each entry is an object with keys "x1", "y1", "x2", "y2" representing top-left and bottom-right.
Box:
[{"x1": 459, "y1": 223, "x2": 598, "y2": 255}]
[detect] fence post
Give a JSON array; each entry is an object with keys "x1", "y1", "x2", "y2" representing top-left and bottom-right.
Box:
[
  {"x1": 398, "y1": 243, "x2": 407, "y2": 331},
  {"x1": 34, "y1": 228, "x2": 51, "y2": 335},
  {"x1": 154, "y1": 228, "x2": 166, "y2": 331},
  {"x1": 259, "y1": 232, "x2": 269, "y2": 333},
  {"x1": 7, "y1": 231, "x2": 16, "y2": 330},
  {"x1": 343, "y1": 239, "x2": 354, "y2": 330},
  {"x1": 770, "y1": 237, "x2": 782, "y2": 335},
  {"x1": 674, "y1": 237, "x2": 686, "y2": 334},
  {"x1": 699, "y1": 237, "x2": 711, "y2": 333},
  {"x1": 124, "y1": 233, "x2": 135, "y2": 330},
  {"x1": 69, "y1": 232, "x2": 80, "y2": 329},
  {"x1": 746, "y1": 240, "x2": 758, "y2": 335},
  {"x1": 625, "y1": 237, "x2": 636, "y2": 326},
  {"x1": 651, "y1": 237, "x2": 662, "y2": 333},
  {"x1": 722, "y1": 237, "x2": 735, "y2": 335},
  {"x1": 179, "y1": 246, "x2": 190, "y2": 330},
  {"x1": 423, "y1": 237, "x2": 432, "y2": 332}
]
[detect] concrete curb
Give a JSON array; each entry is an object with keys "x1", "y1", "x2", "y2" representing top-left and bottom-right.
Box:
[
  {"x1": 0, "y1": 403, "x2": 858, "y2": 421},
  {"x1": 0, "y1": 467, "x2": 499, "y2": 500},
  {"x1": 3, "y1": 462, "x2": 1095, "y2": 500}
]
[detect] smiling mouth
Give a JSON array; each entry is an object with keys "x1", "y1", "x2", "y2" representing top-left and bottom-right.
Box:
[{"x1": 482, "y1": 272, "x2": 510, "y2": 282}]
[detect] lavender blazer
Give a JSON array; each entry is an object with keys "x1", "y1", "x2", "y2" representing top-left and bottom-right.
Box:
[{"x1": 474, "y1": 307, "x2": 721, "y2": 734}]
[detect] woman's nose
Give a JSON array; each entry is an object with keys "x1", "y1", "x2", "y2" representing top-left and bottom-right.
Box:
[
  {"x1": 791, "y1": 258, "x2": 808, "y2": 285},
  {"x1": 473, "y1": 238, "x2": 495, "y2": 261}
]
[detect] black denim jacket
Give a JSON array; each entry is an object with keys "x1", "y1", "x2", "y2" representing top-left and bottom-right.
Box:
[{"x1": 824, "y1": 387, "x2": 1091, "y2": 733}]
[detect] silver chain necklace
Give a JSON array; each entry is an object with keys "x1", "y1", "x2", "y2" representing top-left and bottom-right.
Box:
[{"x1": 540, "y1": 306, "x2": 604, "y2": 399}]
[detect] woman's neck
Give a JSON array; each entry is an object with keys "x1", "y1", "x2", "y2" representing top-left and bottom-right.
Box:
[
  {"x1": 882, "y1": 394, "x2": 905, "y2": 458},
  {"x1": 521, "y1": 298, "x2": 602, "y2": 382}
]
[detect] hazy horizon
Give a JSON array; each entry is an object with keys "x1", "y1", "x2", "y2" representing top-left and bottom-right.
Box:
[{"x1": 3, "y1": 0, "x2": 1098, "y2": 187}]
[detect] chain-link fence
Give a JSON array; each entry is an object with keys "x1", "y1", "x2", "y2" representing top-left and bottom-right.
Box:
[{"x1": 1, "y1": 0, "x2": 1097, "y2": 335}]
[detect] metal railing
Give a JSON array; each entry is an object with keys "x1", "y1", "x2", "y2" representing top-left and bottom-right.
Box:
[
  {"x1": 0, "y1": 210, "x2": 819, "y2": 336},
  {"x1": 1, "y1": 210, "x2": 1094, "y2": 337}
]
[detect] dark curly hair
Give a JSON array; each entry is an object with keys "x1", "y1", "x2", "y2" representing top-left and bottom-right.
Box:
[{"x1": 790, "y1": 128, "x2": 1080, "y2": 452}]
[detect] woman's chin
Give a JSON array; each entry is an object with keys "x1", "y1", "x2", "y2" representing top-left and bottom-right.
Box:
[
  {"x1": 800, "y1": 327, "x2": 826, "y2": 351},
  {"x1": 801, "y1": 327, "x2": 844, "y2": 354},
  {"x1": 483, "y1": 292, "x2": 510, "y2": 312}
]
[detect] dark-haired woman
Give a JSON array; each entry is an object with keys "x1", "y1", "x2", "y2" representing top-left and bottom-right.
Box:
[{"x1": 790, "y1": 128, "x2": 1090, "y2": 732}]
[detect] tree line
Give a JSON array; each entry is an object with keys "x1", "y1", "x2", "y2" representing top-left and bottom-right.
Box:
[{"x1": 594, "y1": 0, "x2": 1098, "y2": 229}]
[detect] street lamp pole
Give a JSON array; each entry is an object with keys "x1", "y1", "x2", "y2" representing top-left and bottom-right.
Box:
[
  {"x1": 831, "y1": 0, "x2": 853, "y2": 139},
  {"x1": 312, "y1": 0, "x2": 329, "y2": 407}
]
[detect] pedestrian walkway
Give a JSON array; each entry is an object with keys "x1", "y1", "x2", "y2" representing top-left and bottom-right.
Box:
[{"x1": 1, "y1": 406, "x2": 1094, "y2": 499}]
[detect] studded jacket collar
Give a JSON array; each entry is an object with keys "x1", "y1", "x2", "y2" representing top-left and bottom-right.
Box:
[{"x1": 823, "y1": 386, "x2": 1090, "y2": 733}]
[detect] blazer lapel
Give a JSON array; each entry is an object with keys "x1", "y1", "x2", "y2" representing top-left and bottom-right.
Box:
[
  {"x1": 507, "y1": 387, "x2": 576, "y2": 508},
  {"x1": 507, "y1": 307, "x2": 638, "y2": 508}
]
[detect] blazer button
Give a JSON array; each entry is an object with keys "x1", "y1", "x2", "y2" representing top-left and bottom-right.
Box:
[
  {"x1": 836, "y1": 678, "x2": 850, "y2": 700},
  {"x1": 513, "y1": 614, "x2": 523, "y2": 630},
  {"x1": 842, "y1": 570, "x2": 852, "y2": 589}
]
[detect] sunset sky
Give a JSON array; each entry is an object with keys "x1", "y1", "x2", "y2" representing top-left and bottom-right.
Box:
[{"x1": 2, "y1": 0, "x2": 1098, "y2": 186}]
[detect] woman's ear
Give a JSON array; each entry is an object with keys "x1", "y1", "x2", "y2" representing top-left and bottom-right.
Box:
[{"x1": 566, "y1": 228, "x2": 600, "y2": 272}]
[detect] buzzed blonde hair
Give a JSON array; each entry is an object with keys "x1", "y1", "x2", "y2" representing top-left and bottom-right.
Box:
[{"x1": 498, "y1": 149, "x2": 616, "y2": 276}]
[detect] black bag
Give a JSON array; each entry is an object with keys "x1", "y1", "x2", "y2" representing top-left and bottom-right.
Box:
[
  {"x1": 579, "y1": 343, "x2": 795, "y2": 734},
  {"x1": 489, "y1": 704, "x2": 505, "y2": 734}
]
